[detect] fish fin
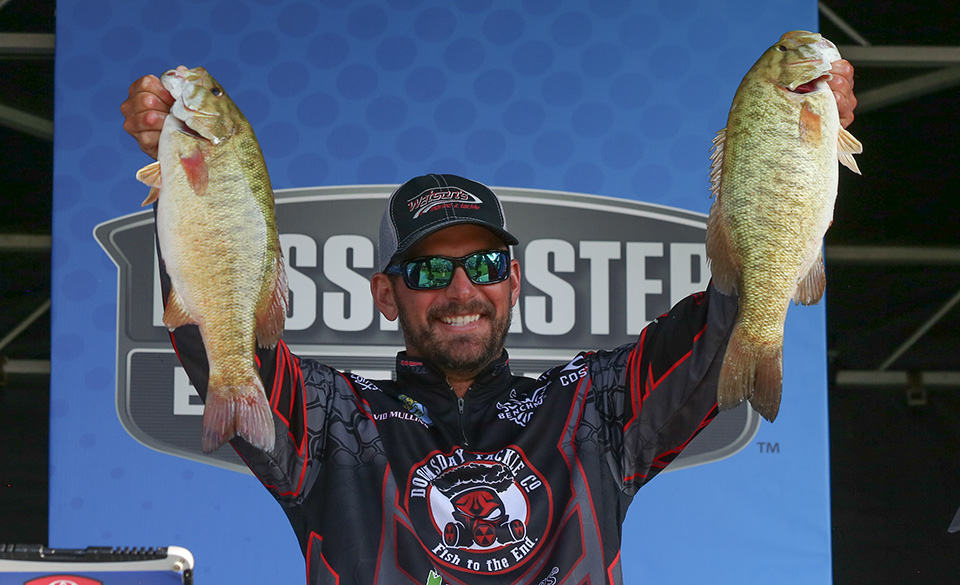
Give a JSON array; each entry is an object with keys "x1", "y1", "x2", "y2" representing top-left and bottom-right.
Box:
[
  {"x1": 256, "y1": 253, "x2": 289, "y2": 349},
  {"x1": 162, "y1": 286, "x2": 195, "y2": 330},
  {"x1": 749, "y1": 344, "x2": 783, "y2": 422},
  {"x1": 705, "y1": 197, "x2": 740, "y2": 295},
  {"x1": 706, "y1": 127, "x2": 741, "y2": 295},
  {"x1": 837, "y1": 126, "x2": 862, "y2": 175},
  {"x1": 179, "y1": 146, "x2": 209, "y2": 196},
  {"x1": 717, "y1": 325, "x2": 783, "y2": 422},
  {"x1": 708, "y1": 128, "x2": 725, "y2": 199},
  {"x1": 201, "y1": 370, "x2": 275, "y2": 453},
  {"x1": 799, "y1": 102, "x2": 823, "y2": 145},
  {"x1": 793, "y1": 250, "x2": 826, "y2": 305},
  {"x1": 140, "y1": 187, "x2": 160, "y2": 207},
  {"x1": 136, "y1": 161, "x2": 162, "y2": 187},
  {"x1": 717, "y1": 325, "x2": 755, "y2": 411}
]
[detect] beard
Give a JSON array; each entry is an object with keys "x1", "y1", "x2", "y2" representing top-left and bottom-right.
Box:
[{"x1": 397, "y1": 297, "x2": 512, "y2": 377}]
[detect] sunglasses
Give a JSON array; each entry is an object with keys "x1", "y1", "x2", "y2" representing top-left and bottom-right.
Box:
[{"x1": 385, "y1": 250, "x2": 511, "y2": 290}]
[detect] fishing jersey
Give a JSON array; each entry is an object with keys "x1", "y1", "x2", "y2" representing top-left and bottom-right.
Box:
[{"x1": 170, "y1": 285, "x2": 738, "y2": 585}]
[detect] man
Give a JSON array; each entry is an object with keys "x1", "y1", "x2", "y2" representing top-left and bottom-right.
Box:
[{"x1": 121, "y1": 63, "x2": 857, "y2": 584}]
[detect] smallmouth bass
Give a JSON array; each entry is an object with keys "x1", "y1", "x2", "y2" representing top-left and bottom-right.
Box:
[
  {"x1": 137, "y1": 66, "x2": 287, "y2": 452},
  {"x1": 707, "y1": 31, "x2": 862, "y2": 421}
]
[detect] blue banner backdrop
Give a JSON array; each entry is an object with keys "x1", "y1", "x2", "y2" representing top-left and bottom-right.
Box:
[{"x1": 51, "y1": 1, "x2": 830, "y2": 584}]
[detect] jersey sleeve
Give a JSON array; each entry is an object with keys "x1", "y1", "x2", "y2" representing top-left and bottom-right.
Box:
[{"x1": 585, "y1": 284, "x2": 739, "y2": 494}]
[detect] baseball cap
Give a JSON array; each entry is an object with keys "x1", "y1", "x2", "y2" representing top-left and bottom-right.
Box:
[{"x1": 377, "y1": 173, "x2": 519, "y2": 272}]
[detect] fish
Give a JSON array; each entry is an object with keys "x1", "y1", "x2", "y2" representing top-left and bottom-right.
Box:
[
  {"x1": 135, "y1": 65, "x2": 287, "y2": 452},
  {"x1": 706, "y1": 31, "x2": 862, "y2": 422}
]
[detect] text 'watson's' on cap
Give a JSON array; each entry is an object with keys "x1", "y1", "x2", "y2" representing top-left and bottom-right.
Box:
[{"x1": 377, "y1": 173, "x2": 519, "y2": 271}]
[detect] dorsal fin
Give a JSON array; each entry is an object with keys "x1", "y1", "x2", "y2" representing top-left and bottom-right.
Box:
[{"x1": 709, "y1": 128, "x2": 726, "y2": 198}]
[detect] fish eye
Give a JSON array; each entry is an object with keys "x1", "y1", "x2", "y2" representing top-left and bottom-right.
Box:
[{"x1": 211, "y1": 87, "x2": 223, "y2": 96}]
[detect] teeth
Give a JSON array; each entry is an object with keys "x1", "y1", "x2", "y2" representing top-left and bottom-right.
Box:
[{"x1": 442, "y1": 314, "x2": 480, "y2": 326}]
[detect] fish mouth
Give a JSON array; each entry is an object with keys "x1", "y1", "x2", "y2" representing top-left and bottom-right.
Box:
[
  {"x1": 163, "y1": 66, "x2": 221, "y2": 142},
  {"x1": 179, "y1": 101, "x2": 219, "y2": 119},
  {"x1": 168, "y1": 99, "x2": 221, "y2": 143},
  {"x1": 782, "y1": 37, "x2": 841, "y2": 93},
  {"x1": 790, "y1": 74, "x2": 831, "y2": 94},
  {"x1": 169, "y1": 114, "x2": 209, "y2": 142},
  {"x1": 176, "y1": 123, "x2": 206, "y2": 140}
]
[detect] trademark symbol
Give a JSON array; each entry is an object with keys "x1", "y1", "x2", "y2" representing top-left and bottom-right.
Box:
[{"x1": 756, "y1": 441, "x2": 780, "y2": 454}]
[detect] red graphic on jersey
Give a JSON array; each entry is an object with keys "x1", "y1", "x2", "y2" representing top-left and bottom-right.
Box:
[
  {"x1": 433, "y1": 463, "x2": 528, "y2": 551},
  {"x1": 443, "y1": 486, "x2": 527, "y2": 548}
]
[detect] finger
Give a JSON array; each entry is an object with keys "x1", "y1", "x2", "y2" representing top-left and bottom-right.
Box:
[
  {"x1": 132, "y1": 130, "x2": 161, "y2": 160},
  {"x1": 121, "y1": 93, "x2": 171, "y2": 148},
  {"x1": 828, "y1": 75, "x2": 852, "y2": 111},
  {"x1": 828, "y1": 59, "x2": 854, "y2": 91},
  {"x1": 122, "y1": 109, "x2": 165, "y2": 159},
  {"x1": 122, "y1": 107, "x2": 167, "y2": 135},
  {"x1": 826, "y1": 60, "x2": 857, "y2": 128},
  {"x1": 834, "y1": 90, "x2": 857, "y2": 128},
  {"x1": 127, "y1": 74, "x2": 175, "y2": 106},
  {"x1": 133, "y1": 91, "x2": 174, "y2": 119}
]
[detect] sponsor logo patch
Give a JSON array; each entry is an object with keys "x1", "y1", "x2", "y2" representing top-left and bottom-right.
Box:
[
  {"x1": 495, "y1": 386, "x2": 546, "y2": 427},
  {"x1": 407, "y1": 187, "x2": 482, "y2": 219},
  {"x1": 398, "y1": 393, "x2": 433, "y2": 426},
  {"x1": 406, "y1": 446, "x2": 551, "y2": 574}
]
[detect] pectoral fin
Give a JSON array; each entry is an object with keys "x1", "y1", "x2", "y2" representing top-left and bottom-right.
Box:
[
  {"x1": 799, "y1": 102, "x2": 822, "y2": 144},
  {"x1": 137, "y1": 162, "x2": 163, "y2": 206},
  {"x1": 179, "y1": 146, "x2": 209, "y2": 196},
  {"x1": 136, "y1": 161, "x2": 162, "y2": 187},
  {"x1": 837, "y1": 126, "x2": 862, "y2": 175}
]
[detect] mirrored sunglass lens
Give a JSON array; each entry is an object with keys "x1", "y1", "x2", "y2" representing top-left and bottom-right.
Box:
[
  {"x1": 465, "y1": 251, "x2": 507, "y2": 283},
  {"x1": 407, "y1": 257, "x2": 454, "y2": 288},
  {"x1": 402, "y1": 251, "x2": 508, "y2": 289}
]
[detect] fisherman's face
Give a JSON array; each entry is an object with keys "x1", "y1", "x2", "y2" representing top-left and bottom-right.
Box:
[{"x1": 373, "y1": 224, "x2": 521, "y2": 377}]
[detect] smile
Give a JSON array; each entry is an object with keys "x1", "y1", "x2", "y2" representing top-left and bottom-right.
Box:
[{"x1": 441, "y1": 314, "x2": 481, "y2": 326}]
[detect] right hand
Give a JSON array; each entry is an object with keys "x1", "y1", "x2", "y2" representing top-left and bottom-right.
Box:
[{"x1": 121, "y1": 75, "x2": 175, "y2": 160}]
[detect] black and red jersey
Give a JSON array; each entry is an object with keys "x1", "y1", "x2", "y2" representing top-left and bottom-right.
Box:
[{"x1": 170, "y1": 286, "x2": 737, "y2": 584}]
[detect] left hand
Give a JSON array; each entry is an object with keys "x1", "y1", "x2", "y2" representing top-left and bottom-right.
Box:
[{"x1": 828, "y1": 59, "x2": 857, "y2": 128}]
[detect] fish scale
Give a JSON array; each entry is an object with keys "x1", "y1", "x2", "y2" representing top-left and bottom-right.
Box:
[
  {"x1": 706, "y1": 31, "x2": 861, "y2": 422},
  {"x1": 136, "y1": 65, "x2": 287, "y2": 453}
]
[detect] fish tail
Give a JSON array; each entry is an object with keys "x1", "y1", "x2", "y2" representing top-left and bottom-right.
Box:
[
  {"x1": 716, "y1": 327, "x2": 755, "y2": 412},
  {"x1": 717, "y1": 326, "x2": 783, "y2": 422},
  {"x1": 202, "y1": 371, "x2": 275, "y2": 453},
  {"x1": 749, "y1": 344, "x2": 783, "y2": 422}
]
